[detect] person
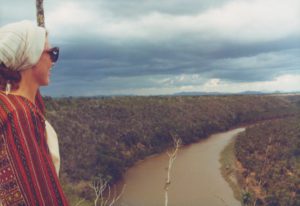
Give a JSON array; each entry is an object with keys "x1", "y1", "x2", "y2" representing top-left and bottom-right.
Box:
[{"x1": 0, "y1": 20, "x2": 69, "y2": 205}]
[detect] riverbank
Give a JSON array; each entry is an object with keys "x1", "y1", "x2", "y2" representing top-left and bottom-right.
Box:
[
  {"x1": 234, "y1": 117, "x2": 300, "y2": 205},
  {"x1": 219, "y1": 131, "x2": 243, "y2": 204},
  {"x1": 220, "y1": 116, "x2": 300, "y2": 205}
]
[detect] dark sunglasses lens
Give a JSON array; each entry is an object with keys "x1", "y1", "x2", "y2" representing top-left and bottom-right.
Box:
[{"x1": 49, "y1": 47, "x2": 59, "y2": 62}]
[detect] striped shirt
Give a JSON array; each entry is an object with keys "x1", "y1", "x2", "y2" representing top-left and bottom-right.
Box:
[{"x1": 0, "y1": 92, "x2": 69, "y2": 206}]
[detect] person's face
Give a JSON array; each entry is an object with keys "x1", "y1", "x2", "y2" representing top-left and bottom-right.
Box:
[{"x1": 32, "y1": 38, "x2": 53, "y2": 86}]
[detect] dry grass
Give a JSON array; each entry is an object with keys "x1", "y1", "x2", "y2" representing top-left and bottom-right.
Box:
[{"x1": 219, "y1": 136, "x2": 242, "y2": 202}]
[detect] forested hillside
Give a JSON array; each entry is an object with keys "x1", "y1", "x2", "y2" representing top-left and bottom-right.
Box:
[
  {"x1": 43, "y1": 95, "x2": 298, "y2": 203},
  {"x1": 235, "y1": 96, "x2": 300, "y2": 205}
]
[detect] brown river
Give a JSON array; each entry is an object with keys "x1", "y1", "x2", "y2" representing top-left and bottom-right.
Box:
[{"x1": 116, "y1": 128, "x2": 244, "y2": 206}]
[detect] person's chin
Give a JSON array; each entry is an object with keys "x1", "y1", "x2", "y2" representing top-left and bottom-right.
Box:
[
  {"x1": 46, "y1": 77, "x2": 50, "y2": 85},
  {"x1": 40, "y1": 80, "x2": 50, "y2": 86}
]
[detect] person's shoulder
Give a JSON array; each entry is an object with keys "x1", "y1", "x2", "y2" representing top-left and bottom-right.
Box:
[
  {"x1": 0, "y1": 92, "x2": 15, "y2": 113},
  {"x1": 0, "y1": 92, "x2": 36, "y2": 126},
  {"x1": 0, "y1": 92, "x2": 30, "y2": 116},
  {"x1": 0, "y1": 92, "x2": 13, "y2": 126}
]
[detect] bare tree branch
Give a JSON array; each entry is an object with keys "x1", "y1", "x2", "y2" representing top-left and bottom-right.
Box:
[
  {"x1": 108, "y1": 184, "x2": 126, "y2": 206},
  {"x1": 75, "y1": 199, "x2": 85, "y2": 206},
  {"x1": 89, "y1": 176, "x2": 126, "y2": 206}
]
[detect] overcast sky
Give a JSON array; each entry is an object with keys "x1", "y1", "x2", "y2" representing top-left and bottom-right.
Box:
[{"x1": 0, "y1": 0, "x2": 299, "y2": 96}]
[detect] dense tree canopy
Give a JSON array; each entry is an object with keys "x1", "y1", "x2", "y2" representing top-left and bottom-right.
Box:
[{"x1": 43, "y1": 95, "x2": 299, "y2": 203}]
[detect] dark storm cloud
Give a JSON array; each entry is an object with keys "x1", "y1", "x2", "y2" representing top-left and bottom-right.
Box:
[
  {"x1": 1, "y1": 0, "x2": 300, "y2": 95},
  {"x1": 55, "y1": 33, "x2": 299, "y2": 83}
]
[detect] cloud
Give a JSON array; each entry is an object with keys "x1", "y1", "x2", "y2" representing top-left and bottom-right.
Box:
[
  {"x1": 208, "y1": 48, "x2": 300, "y2": 81},
  {"x1": 202, "y1": 74, "x2": 300, "y2": 93},
  {"x1": 204, "y1": 78, "x2": 221, "y2": 88},
  {"x1": 47, "y1": 2, "x2": 95, "y2": 26},
  {"x1": 0, "y1": 0, "x2": 35, "y2": 24},
  {"x1": 43, "y1": 73, "x2": 300, "y2": 96},
  {"x1": 1, "y1": 0, "x2": 300, "y2": 96},
  {"x1": 198, "y1": 0, "x2": 300, "y2": 42},
  {"x1": 43, "y1": 0, "x2": 300, "y2": 43},
  {"x1": 75, "y1": 0, "x2": 300, "y2": 43}
]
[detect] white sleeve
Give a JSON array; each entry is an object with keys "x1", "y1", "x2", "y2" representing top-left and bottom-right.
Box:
[{"x1": 45, "y1": 120, "x2": 61, "y2": 176}]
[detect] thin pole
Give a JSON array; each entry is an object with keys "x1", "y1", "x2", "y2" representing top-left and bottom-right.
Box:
[
  {"x1": 35, "y1": 0, "x2": 45, "y2": 113},
  {"x1": 36, "y1": 0, "x2": 45, "y2": 27}
]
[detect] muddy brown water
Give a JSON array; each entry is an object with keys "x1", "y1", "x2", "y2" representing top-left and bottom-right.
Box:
[{"x1": 117, "y1": 128, "x2": 244, "y2": 206}]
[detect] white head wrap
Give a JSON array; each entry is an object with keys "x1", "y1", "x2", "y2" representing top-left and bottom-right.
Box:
[{"x1": 0, "y1": 20, "x2": 46, "y2": 71}]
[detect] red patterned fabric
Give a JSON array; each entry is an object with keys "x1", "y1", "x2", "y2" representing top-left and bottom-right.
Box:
[{"x1": 0, "y1": 92, "x2": 69, "y2": 206}]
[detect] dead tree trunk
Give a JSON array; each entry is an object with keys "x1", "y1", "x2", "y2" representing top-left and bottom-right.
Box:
[
  {"x1": 36, "y1": 0, "x2": 45, "y2": 27},
  {"x1": 164, "y1": 137, "x2": 181, "y2": 206}
]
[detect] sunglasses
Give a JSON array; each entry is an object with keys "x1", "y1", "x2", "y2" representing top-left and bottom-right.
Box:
[{"x1": 46, "y1": 47, "x2": 59, "y2": 63}]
